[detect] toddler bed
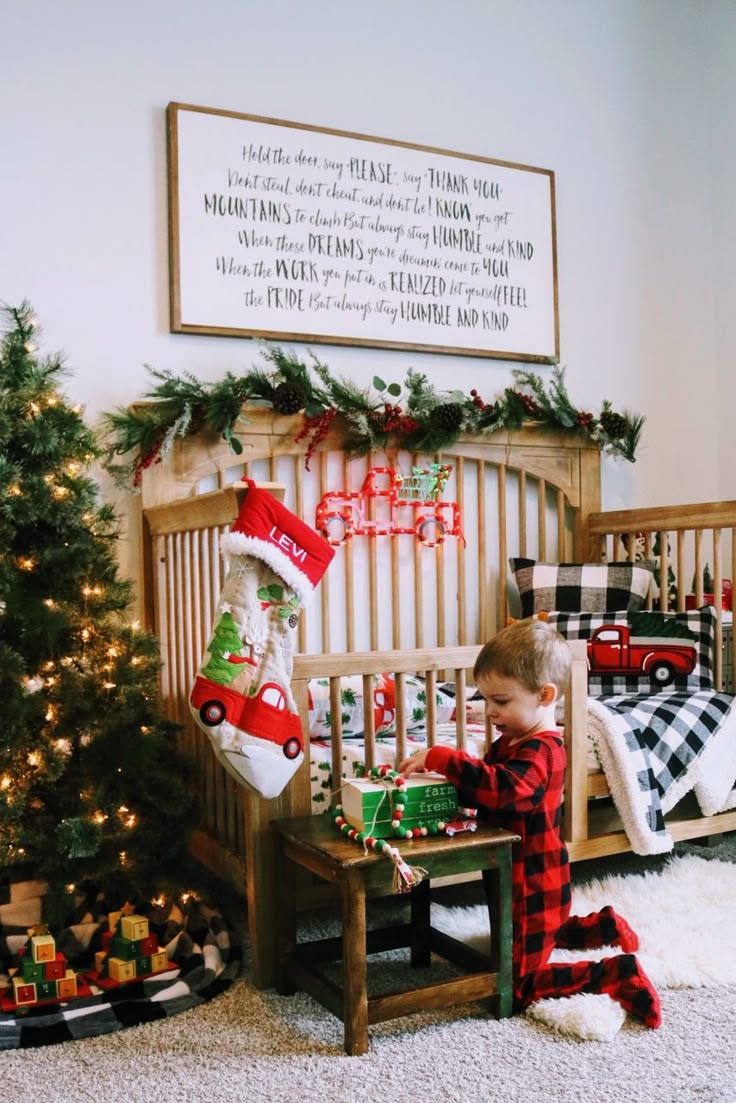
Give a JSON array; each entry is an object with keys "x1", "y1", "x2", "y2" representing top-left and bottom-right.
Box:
[{"x1": 138, "y1": 407, "x2": 736, "y2": 986}]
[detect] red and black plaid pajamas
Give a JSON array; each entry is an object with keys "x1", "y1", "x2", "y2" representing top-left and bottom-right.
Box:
[{"x1": 425, "y1": 733, "x2": 660, "y2": 1027}]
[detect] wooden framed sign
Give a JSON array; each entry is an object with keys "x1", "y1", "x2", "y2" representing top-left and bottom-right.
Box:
[{"x1": 167, "y1": 102, "x2": 559, "y2": 362}]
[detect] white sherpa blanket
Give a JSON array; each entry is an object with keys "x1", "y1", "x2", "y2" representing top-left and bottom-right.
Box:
[{"x1": 586, "y1": 692, "x2": 736, "y2": 854}]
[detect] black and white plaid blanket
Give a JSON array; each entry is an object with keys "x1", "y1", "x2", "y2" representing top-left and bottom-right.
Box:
[
  {"x1": 0, "y1": 883, "x2": 242, "y2": 1049},
  {"x1": 586, "y1": 690, "x2": 736, "y2": 854}
]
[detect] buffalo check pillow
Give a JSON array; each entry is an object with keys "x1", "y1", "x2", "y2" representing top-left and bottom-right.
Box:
[
  {"x1": 547, "y1": 605, "x2": 717, "y2": 694},
  {"x1": 509, "y1": 558, "x2": 655, "y2": 617}
]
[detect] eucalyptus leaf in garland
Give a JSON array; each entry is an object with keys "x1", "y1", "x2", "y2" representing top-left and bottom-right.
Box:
[{"x1": 102, "y1": 346, "x2": 645, "y2": 486}]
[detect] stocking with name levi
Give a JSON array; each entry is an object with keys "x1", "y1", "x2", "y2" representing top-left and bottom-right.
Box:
[{"x1": 189, "y1": 482, "x2": 334, "y2": 799}]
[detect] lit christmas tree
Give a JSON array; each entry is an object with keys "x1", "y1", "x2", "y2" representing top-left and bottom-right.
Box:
[{"x1": 0, "y1": 302, "x2": 197, "y2": 927}]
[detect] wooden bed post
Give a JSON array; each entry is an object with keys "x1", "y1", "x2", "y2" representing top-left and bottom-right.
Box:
[
  {"x1": 245, "y1": 789, "x2": 292, "y2": 989},
  {"x1": 562, "y1": 641, "x2": 589, "y2": 845},
  {"x1": 575, "y1": 447, "x2": 602, "y2": 561}
]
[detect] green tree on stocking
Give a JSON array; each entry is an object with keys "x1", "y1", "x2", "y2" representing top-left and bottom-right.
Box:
[
  {"x1": 0, "y1": 302, "x2": 196, "y2": 927},
  {"x1": 201, "y1": 610, "x2": 250, "y2": 686}
]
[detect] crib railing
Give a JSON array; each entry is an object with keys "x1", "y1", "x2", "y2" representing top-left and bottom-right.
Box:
[
  {"x1": 587, "y1": 501, "x2": 736, "y2": 690},
  {"x1": 289, "y1": 644, "x2": 489, "y2": 811}
]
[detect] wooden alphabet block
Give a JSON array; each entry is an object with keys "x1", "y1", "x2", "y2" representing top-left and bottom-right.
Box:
[
  {"x1": 36, "y1": 980, "x2": 57, "y2": 1001},
  {"x1": 45, "y1": 955, "x2": 66, "y2": 981},
  {"x1": 58, "y1": 972, "x2": 78, "y2": 999},
  {"x1": 110, "y1": 935, "x2": 138, "y2": 962},
  {"x1": 12, "y1": 979, "x2": 37, "y2": 1005},
  {"x1": 150, "y1": 950, "x2": 168, "y2": 973},
  {"x1": 21, "y1": 959, "x2": 45, "y2": 984},
  {"x1": 108, "y1": 957, "x2": 137, "y2": 983},
  {"x1": 31, "y1": 934, "x2": 55, "y2": 963},
  {"x1": 120, "y1": 915, "x2": 149, "y2": 942},
  {"x1": 140, "y1": 934, "x2": 158, "y2": 956}
]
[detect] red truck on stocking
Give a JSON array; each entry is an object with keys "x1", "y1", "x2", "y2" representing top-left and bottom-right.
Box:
[{"x1": 587, "y1": 624, "x2": 697, "y2": 685}]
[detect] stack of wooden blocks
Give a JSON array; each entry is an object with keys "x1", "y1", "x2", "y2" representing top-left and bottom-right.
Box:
[
  {"x1": 12, "y1": 931, "x2": 78, "y2": 1007},
  {"x1": 95, "y1": 909, "x2": 169, "y2": 984}
]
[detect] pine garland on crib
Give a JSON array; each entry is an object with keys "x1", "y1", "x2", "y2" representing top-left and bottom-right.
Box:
[{"x1": 102, "y1": 346, "x2": 645, "y2": 487}]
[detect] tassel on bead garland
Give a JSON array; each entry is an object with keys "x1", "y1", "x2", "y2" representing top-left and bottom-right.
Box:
[
  {"x1": 332, "y1": 807, "x2": 429, "y2": 892},
  {"x1": 385, "y1": 843, "x2": 429, "y2": 894}
]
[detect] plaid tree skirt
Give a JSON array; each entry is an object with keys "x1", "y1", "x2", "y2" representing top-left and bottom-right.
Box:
[{"x1": 0, "y1": 881, "x2": 242, "y2": 1049}]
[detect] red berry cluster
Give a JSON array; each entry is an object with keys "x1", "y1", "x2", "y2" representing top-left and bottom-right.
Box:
[
  {"x1": 369, "y1": 404, "x2": 422, "y2": 436},
  {"x1": 294, "y1": 407, "x2": 338, "y2": 469},
  {"x1": 577, "y1": 411, "x2": 595, "y2": 428},
  {"x1": 133, "y1": 441, "x2": 163, "y2": 487},
  {"x1": 470, "y1": 388, "x2": 486, "y2": 411},
  {"x1": 513, "y1": 391, "x2": 539, "y2": 415}
]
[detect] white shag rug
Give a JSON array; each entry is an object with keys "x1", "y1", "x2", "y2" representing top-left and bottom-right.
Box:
[{"x1": 432, "y1": 853, "x2": 736, "y2": 1042}]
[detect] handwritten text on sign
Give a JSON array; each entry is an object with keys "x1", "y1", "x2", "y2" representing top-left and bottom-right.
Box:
[{"x1": 168, "y1": 104, "x2": 559, "y2": 361}]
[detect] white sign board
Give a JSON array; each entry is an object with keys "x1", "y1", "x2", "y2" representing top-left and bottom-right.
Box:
[{"x1": 168, "y1": 103, "x2": 559, "y2": 362}]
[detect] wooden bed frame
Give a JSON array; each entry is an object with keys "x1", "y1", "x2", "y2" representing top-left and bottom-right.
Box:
[{"x1": 138, "y1": 408, "x2": 736, "y2": 986}]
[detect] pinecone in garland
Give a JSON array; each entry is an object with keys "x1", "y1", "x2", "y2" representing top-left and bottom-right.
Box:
[
  {"x1": 272, "y1": 380, "x2": 307, "y2": 415},
  {"x1": 429, "y1": 402, "x2": 465, "y2": 433},
  {"x1": 599, "y1": 409, "x2": 628, "y2": 440}
]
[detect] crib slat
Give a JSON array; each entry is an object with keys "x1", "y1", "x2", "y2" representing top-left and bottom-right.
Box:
[
  {"x1": 456, "y1": 456, "x2": 466, "y2": 645},
  {"x1": 425, "y1": 669, "x2": 437, "y2": 749},
  {"x1": 477, "y1": 462, "x2": 488, "y2": 642},
  {"x1": 498, "y1": 464, "x2": 507, "y2": 622},
  {"x1": 658, "y1": 530, "x2": 669, "y2": 612},
  {"x1": 394, "y1": 671, "x2": 407, "y2": 766},
  {"x1": 454, "y1": 668, "x2": 467, "y2": 751},
  {"x1": 391, "y1": 524, "x2": 401, "y2": 650},
  {"x1": 329, "y1": 676, "x2": 344, "y2": 809},
  {"x1": 362, "y1": 673, "x2": 376, "y2": 771},
  {"x1": 676, "y1": 532, "x2": 685, "y2": 610},
  {"x1": 537, "y1": 478, "x2": 547, "y2": 559},
  {"x1": 556, "y1": 489, "x2": 565, "y2": 560},
  {"x1": 694, "y1": 530, "x2": 704, "y2": 605},
  {"x1": 343, "y1": 453, "x2": 356, "y2": 653},
  {"x1": 518, "y1": 470, "x2": 527, "y2": 558},
  {"x1": 413, "y1": 453, "x2": 424, "y2": 648},
  {"x1": 435, "y1": 460, "x2": 446, "y2": 647},
  {"x1": 318, "y1": 452, "x2": 330, "y2": 653}
]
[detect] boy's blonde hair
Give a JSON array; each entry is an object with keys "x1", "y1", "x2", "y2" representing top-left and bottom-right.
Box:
[{"x1": 473, "y1": 618, "x2": 571, "y2": 694}]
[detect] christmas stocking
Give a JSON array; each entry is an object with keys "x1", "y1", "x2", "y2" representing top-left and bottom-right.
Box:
[{"x1": 190, "y1": 482, "x2": 334, "y2": 799}]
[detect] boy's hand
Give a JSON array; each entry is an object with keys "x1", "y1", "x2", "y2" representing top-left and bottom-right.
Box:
[{"x1": 399, "y1": 749, "x2": 431, "y2": 776}]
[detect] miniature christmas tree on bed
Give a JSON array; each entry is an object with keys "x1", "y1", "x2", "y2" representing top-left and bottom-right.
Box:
[{"x1": 0, "y1": 302, "x2": 197, "y2": 927}]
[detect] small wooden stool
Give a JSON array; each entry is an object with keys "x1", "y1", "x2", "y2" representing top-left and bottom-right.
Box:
[{"x1": 272, "y1": 814, "x2": 518, "y2": 1055}]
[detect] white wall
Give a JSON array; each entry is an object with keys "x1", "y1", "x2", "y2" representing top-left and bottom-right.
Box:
[
  {"x1": 0, "y1": 0, "x2": 726, "y2": 534},
  {"x1": 706, "y1": 0, "x2": 736, "y2": 501}
]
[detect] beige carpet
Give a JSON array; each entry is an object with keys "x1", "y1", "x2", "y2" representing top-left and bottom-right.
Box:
[
  {"x1": 4, "y1": 969, "x2": 736, "y2": 1103},
  {"x1": 6, "y1": 843, "x2": 736, "y2": 1103}
]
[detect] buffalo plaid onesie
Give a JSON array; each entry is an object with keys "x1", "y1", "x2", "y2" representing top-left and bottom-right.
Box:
[{"x1": 425, "y1": 732, "x2": 660, "y2": 1027}]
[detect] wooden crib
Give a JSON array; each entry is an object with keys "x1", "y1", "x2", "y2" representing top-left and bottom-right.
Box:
[{"x1": 137, "y1": 408, "x2": 736, "y2": 986}]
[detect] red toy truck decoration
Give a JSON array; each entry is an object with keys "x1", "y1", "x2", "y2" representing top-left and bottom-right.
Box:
[
  {"x1": 587, "y1": 624, "x2": 697, "y2": 685},
  {"x1": 315, "y1": 465, "x2": 464, "y2": 547}
]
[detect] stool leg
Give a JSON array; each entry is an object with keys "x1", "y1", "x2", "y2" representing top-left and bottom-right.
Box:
[
  {"x1": 482, "y1": 845, "x2": 513, "y2": 1019},
  {"x1": 410, "y1": 877, "x2": 431, "y2": 967},
  {"x1": 275, "y1": 841, "x2": 297, "y2": 996},
  {"x1": 340, "y1": 869, "x2": 368, "y2": 1055}
]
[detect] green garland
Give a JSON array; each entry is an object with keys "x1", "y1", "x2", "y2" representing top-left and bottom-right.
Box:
[{"x1": 102, "y1": 346, "x2": 645, "y2": 485}]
